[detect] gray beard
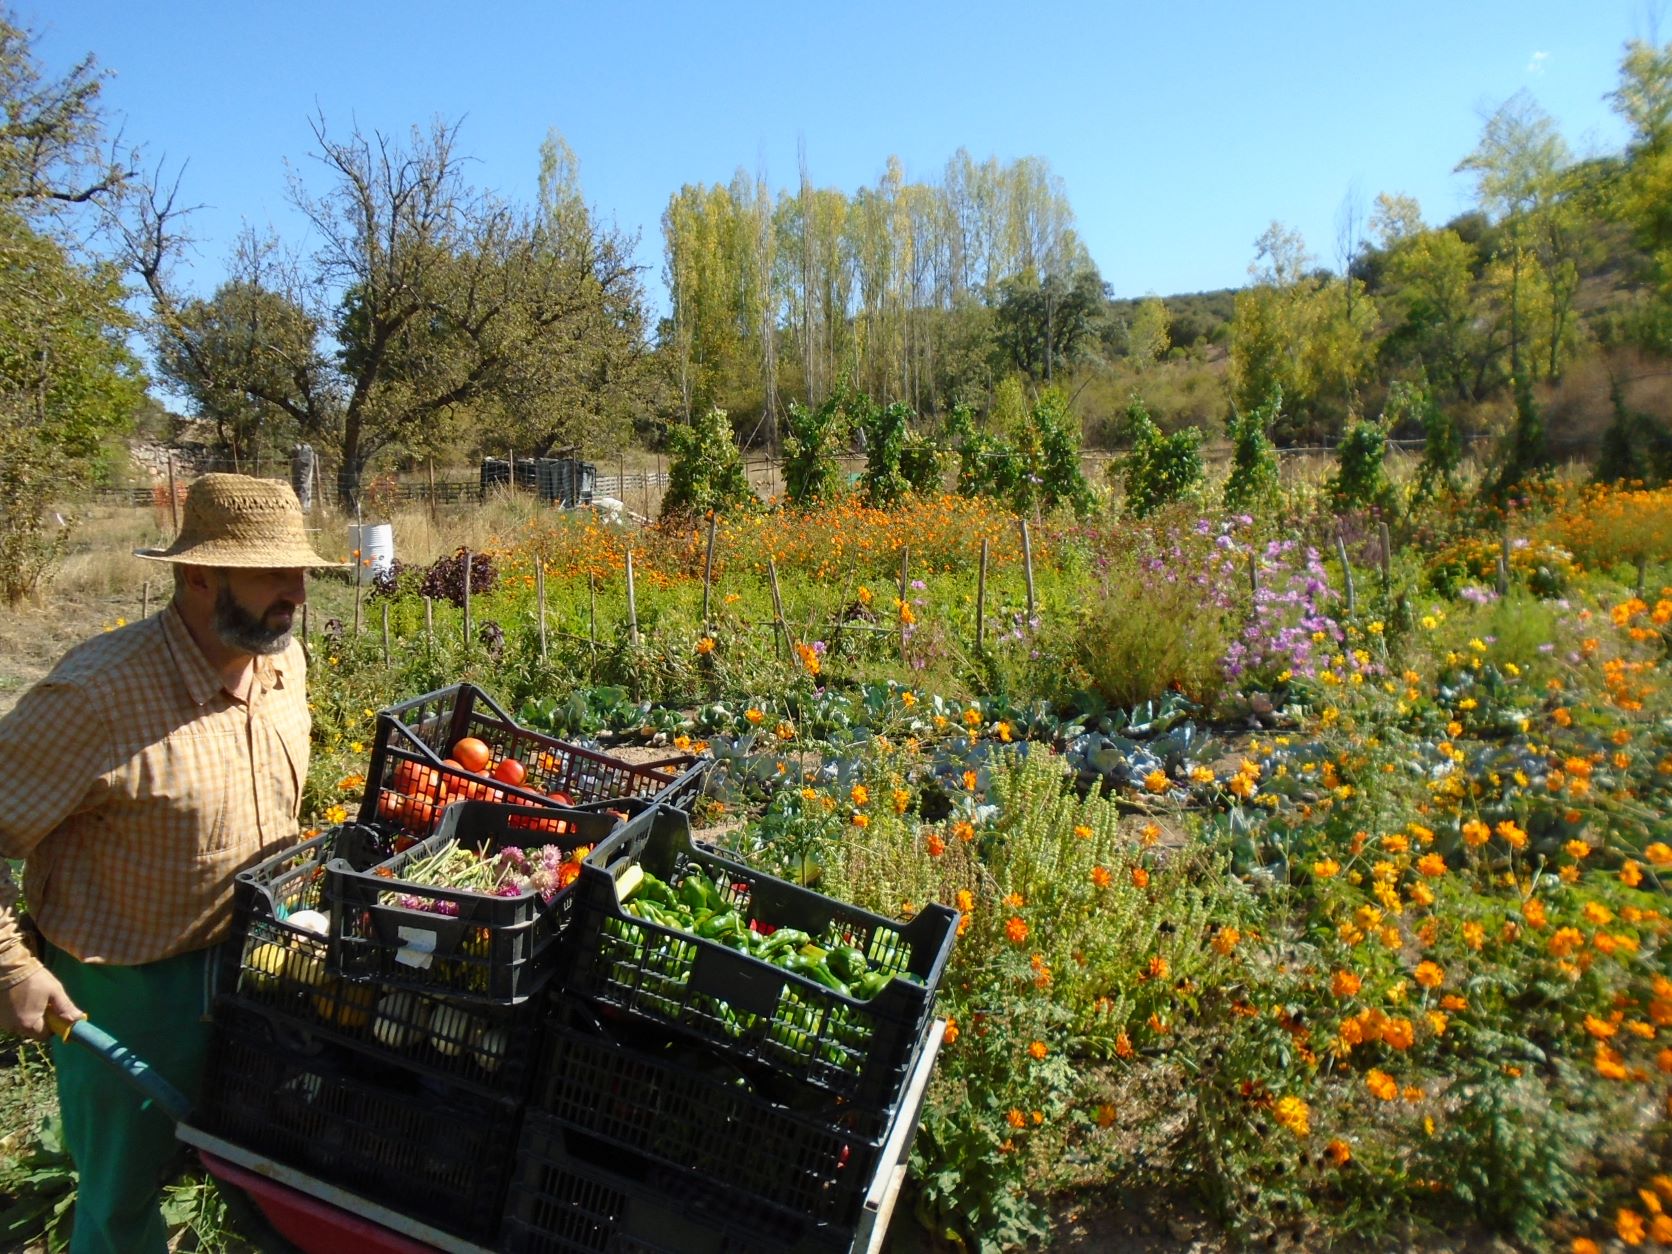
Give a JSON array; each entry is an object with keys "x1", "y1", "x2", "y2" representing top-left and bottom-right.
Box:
[{"x1": 213, "y1": 581, "x2": 293, "y2": 656}]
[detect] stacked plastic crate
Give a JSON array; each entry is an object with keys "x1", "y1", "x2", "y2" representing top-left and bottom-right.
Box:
[{"x1": 503, "y1": 807, "x2": 957, "y2": 1253}]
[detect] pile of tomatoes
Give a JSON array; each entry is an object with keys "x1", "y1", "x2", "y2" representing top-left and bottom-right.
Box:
[{"x1": 374, "y1": 734, "x2": 577, "y2": 842}]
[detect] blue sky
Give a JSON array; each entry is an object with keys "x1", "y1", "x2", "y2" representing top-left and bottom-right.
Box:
[{"x1": 34, "y1": 1, "x2": 1656, "y2": 309}]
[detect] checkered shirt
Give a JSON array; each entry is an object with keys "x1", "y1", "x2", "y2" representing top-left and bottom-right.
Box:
[{"x1": 0, "y1": 604, "x2": 309, "y2": 985}]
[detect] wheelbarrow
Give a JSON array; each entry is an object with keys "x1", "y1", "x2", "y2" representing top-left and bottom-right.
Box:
[{"x1": 43, "y1": 1008, "x2": 943, "y2": 1253}]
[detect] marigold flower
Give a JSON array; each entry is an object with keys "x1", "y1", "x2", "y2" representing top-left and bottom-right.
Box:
[
  {"x1": 962, "y1": 706, "x2": 982, "y2": 727},
  {"x1": 1617, "y1": 1208, "x2": 1646, "y2": 1244},
  {"x1": 1073, "y1": 823, "x2": 1093, "y2": 840},
  {"x1": 1524, "y1": 898, "x2": 1547, "y2": 928},
  {"x1": 1331, "y1": 970, "x2": 1362, "y2": 998},
  {"x1": 695, "y1": 636, "x2": 716, "y2": 655},
  {"x1": 1461, "y1": 921, "x2": 1485, "y2": 950},
  {"x1": 1366, "y1": 1069, "x2": 1398, "y2": 1101},
  {"x1": 1211, "y1": 927, "x2": 1240, "y2": 956},
  {"x1": 1027, "y1": 1040, "x2": 1048, "y2": 1061},
  {"x1": 925, "y1": 832, "x2": 945, "y2": 857},
  {"x1": 1140, "y1": 822, "x2": 1161, "y2": 846},
  {"x1": 1273, "y1": 1095, "x2": 1310, "y2": 1137},
  {"x1": 1313, "y1": 858, "x2": 1341, "y2": 879},
  {"x1": 1146, "y1": 955, "x2": 1170, "y2": 981},
  {"x1": 1645, "y1": 842, "x2": 1672, "y2": 867},
  {"x1": 1325, "y1": 1138, "x2": 1351, "y2": 1166},
  {"x1": 1383, "y1": 1018, "x2": 1416, "y2": 1050},
  {"x1": 851, "y1": 813, "x2": 869, "y2": 828},
  {"x1": 1571, "y1": 1237, "x2": 1601, "y2": 1253},
  {"x1": 1414, "y1": 961, "x2": 1444, "y2": 989},
  {"x1": 1006, "y1": 1108, "x2": 1026, "y2": 1129},
  {"x1": 1621, "y1": 860, "x2": 1644, "y2": 888},
  {"x1": 1583, "y1": 901, "x2": 1615, "y2": 926},
  {"x1": 942, "y1": 1019, "x2": 959, "y2": 1045},
  {"x1": 1005, "y1": 916, "x2": 1029, "y2": 944},
  {"x1": 1090, "y1": 866, "x2": 1112, "y2": 889},
  {"x1": 1461, "y1": 819, "x2": 1491, "y2": 847},
  {"x1": 1130, "y1": 866, "x2": 1151, "y2": 889},
  {"x1": 1495, "y1": 820, "x2": 1528, "y2": 849},
  {"x1": 1095, "y1": 1103, "x2": 1117, "y2": 1128}
]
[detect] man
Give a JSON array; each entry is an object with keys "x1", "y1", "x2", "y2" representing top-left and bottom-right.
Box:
[{"x1": 0, "y1": 474, "x2": 340, "y2": 1254}]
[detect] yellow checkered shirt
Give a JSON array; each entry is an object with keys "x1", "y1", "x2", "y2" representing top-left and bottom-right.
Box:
[{"x1": 0, "y1": 604, "x2": 309, "y2": 985}]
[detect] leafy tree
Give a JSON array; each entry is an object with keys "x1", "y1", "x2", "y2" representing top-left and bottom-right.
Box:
[
  {"x1": 661, "y1": 406, "x2": 756, "y2": 519},
  {"x1": 1115, "y1": 397, "x2": 1204, "y2": 518},
  {"x1": 1608, "y1": 38, "x2": 1672, "y2": 351},
  {"x1": 1595, "y1": 379, "x2": 1671, "y2": 486},
  {"x1": 134, "y1": 118, "x2": 650, "y2": 504},
  {"x1": 1223, "y1": 388, "x2": 1283, "y2": 514},
  {"x1": 0, "y1": 19, "x2": 145, "y2": 602},
  {"x1": 1028, "y1": 387, "x2": 1093, "y2": 516},
  {"x1": 1125, "y1": 295, "x2": 1171, "y2": 367},
  {"x1": 993, "y1": 266, "x2": 1104, "y2": 384},
  {"x1": 1393, "y1": 378, "x2": 1462, "y2": 501}
]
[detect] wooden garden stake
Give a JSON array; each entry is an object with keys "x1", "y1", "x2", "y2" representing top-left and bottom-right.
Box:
[
  {"x1": 141, "y1": 580, "x2": 150, "y2": 620},
  {"x1": 898, "y1": 545, "x2": 910, "y2": 662},
  {"x1": 1335, "y1": 531, "x2": 1355, "y2": 616},
  {"x1": 537, "y1": 559, "x2": 547, "y2": 661},
  {"x1": 588, "y1": 573, "x2": 597, "y2": 649},
  {"x1": 625, "y1": 548, "x2": 640, "y2": 646},
  {"x1": 353, "y1": 501, "x2": 364, "y2": 637},
  {"x1": 1019, "y1": 520, "x2": 1036, "y2": 622},
  {"x1": 353, "y1": 566, "x2": 364, "y2": 638},
  {"x1": 381, "y1": 603, "x2": 391, "y2": 667},
  {"x1": 1378, "y1": 521, "x2": 1392, "y2": 591},
  {"x1": 423, "y1": 596, "x2": 433, "y2": 642},
  {"x1": 767, "y1": 558, "x2": 788, "y2": 658},
  {"x1": 701, "y1": 514, "x2": 718, "y2": 630},
  {"x1": 1248, "y1": 550, "x2": 1259, "y2": 596},
  {"x1": 166, "y1": 451, "x2": 180, "y2": 533},
  {"x1": 462, "y1": 547, "x2": 472, "y2": 650},
  {"x1": 976, "y1": 538, "x2": 988, "y2": 652},
  {"x1": 427, "y1": 459, "x2": 438, "y2": 525}
]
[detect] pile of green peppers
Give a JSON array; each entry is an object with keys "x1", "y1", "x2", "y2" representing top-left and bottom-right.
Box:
[{"x1": 607, "y1": 863, "x2": 917, "y2": 1070}]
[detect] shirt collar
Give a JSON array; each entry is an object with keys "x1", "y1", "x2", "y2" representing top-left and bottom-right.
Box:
[{"x1": 161, "y1": 604, "x2": 289, "y2": 705}]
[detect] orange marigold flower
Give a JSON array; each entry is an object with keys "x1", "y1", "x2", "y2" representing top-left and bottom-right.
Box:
[
  {"x1": 1073, "y1": 823, "x2": 1093, "y2": 840},
  {"x1": 1313, "y1": 858, "x2": 1341, "y2": 879},
  {"x1": 1140, "y1": 822, "x2": 1161, "y2": 847},
  {"x1": 1621, "y1": 860, "x2": 1643, "y2": 888},
  {"x1": 1005, "y1": 916, "x2": 1029, "y2": 944},
  {"x1": 1617, "y1": 1208, "x2": 1646, "y2": 1244},
  {"x1": 1325, "y1": 1138, "x2": 1351, "y2": 1166},
  {"x1": 1006, "y1": 1108, "x2": 1027, "y2": 1129},
  {"x1": 1004, "y1": 891, "x2": 1025, "y2": 908},
  {"x1": 1130, "y1": 866, "x2": 1151, "y2": 888},
  {"x1": 1115, "y1": 1031, "x2": 1134, "y2": 1058},
  {"x1": 1417, "y1": 853, "x2": 1447, "y2": 878},
  {"x1": 1645, "y1": 842, "x2": 1672, "y2": 867},
  {"x1": 1383, "y1": 1018, "x2": 1415, "y2": 1050},
  {"x1": 1495, "y1": 820, "x2": 1528, "y2": 849},
  {"x1": 952, "y1": 820, "x2": 975, "y2": 843},
  {"x1": 1090, "y1": 866, "x2": 1112, "y2": 889},
  {"x1": 1143, "y1": 768, "x2": 1171, "y2": 794},
  {"x1": 1366, "y1": 1069, "x2": 1398, "y2": 1101},
  {"x1": 851, "y1": 813, "x2": 869, "y2": 828},
  {"x1": 1273, "y1": 1095, "x2": 1310, "y2": 1137},
  {"x1": 1095, "y1": 1103, "x2": 1117, "y2": 1128},
  {"x1": 1414, "y1": 960, "x2": 1444, "y2": 989},
  {"x1": 1524, "y1": 898, "x2": 1548, "y2": 928},
  {"x1": 925, "y1": 833, "x2": 946, "y2": 858},
  {"x1": 1461, "y1": 921, "x2": 1485, "y2": 950},
  {"x1": 1461, "y1": 818, "x2": 1491, "y2": 847},
  {"x1": 1027, "y1": 1040, "x2": 1048, "y2": 1061},
  {"x1": 1146, "y1": 955, "x2": 1170, "y2": 981},
  {"x1": 695, "y1": 636, "x2": 716, "y2": 655},
  {"x1": 1331, "y1": 970, "x2": 1362, "y2": 998},
  {"x1": 943, "y1": 1019, "x2": 959, "y2": 1045},
  {"x1": 1211, "y1": 927, "x2": 1240, "y2": 956}
]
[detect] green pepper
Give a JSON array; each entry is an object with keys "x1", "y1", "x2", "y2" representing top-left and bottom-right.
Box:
[
  {"x1": 854, "y1": 969, "x2": 893, "y2": 999},
  {"x1": 637, "y1": 872, "x2": 676, "y2": 908},
  {"x1": 758, "y1": 928, "x2": 812, "y2": 958},
  {"x1": 678, "y1": 871, "x2": 723, "y2": 914},
  {"x1": 827, "y1": 945, "x2": 868, "y2": 984},
  {"x1": 696, "y1": 909, "x2": 744, "y2": 940}
]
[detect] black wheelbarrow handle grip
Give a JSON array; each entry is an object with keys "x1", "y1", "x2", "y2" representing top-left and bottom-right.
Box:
[{"x1": 45, "y1": 1009, "x2": 192, "y2": 1124}]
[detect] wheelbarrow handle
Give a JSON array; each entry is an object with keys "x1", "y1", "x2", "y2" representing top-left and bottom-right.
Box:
[{"x1": 44, "y1": 1009, "x2": 192, "y2": 1124}]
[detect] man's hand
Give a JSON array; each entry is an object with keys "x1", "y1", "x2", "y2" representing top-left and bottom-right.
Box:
[{"x1": 1, "y1": 966, "x2": 83, "y2": 1041}]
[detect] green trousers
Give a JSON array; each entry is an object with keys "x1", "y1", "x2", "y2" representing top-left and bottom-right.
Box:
[{"x1": 43, "y1": 940, "x2": 218, "y2": 1254}]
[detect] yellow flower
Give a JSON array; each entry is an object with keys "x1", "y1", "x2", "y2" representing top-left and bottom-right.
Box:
[
  {"x1": 900, "y1": 689, "x2": 916, "y2": 708},
  {"x1": 1273, "y1": 1095, "x2": 1310, "y2": 1137},
  {"x1": 962, "y1": 707, "x2": 982, "y2": 727},
  {"x1": 850, "y1": 784, "x2": 869, "y2": 807},
  {"x1": 323, "y1": 803, "x2": 348, "y2": 824},
  {"x1": 1073, "y1": 824, "x2": 1093, "y2": 840},
  {"x1": 695, "y1": 635, "x2": 716, "y2": 655},
  {"x1": 1313, "y1": 858, "x2": 1340, "y2": 879},
  {"x1": 1366, "y1": 1069, "x2": 1398, "y2": 1101},
  {"x1": 1143, "y1": 768, "x2": 1171, "y2": 794},
  {"x1": 1414, "y1": 961, "x2": 1444, "y2": 989}
]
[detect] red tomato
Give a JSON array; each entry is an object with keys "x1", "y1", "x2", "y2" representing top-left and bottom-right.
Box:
[
  {"x1": 393, "y1": 759, "x2": 440, "y2": 800},
  {"x1": 549, "y1": 790, "x2": 574, "y2": 808},
  {"x1": 493, "y1": 757, "x2": 527, "y2": 787},
  {"x1": 452, "y1": 737, "x2": 492, "y2": 774}
]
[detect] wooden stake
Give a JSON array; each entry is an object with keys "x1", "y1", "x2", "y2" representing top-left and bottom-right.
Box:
[
  {"x1": 141, "y1": 580, "x2": 150, "y2": 620},
  {"x1": 428, "y1": 459, "x2": 437, "y2": 526},
  {"x1": 701, "y1": 514, "x2": 718, "y2": 629},
  {"x1": 537, "y1": 559, "x2": 547, "y2": 661},
  {"x1": 976, "y1": 538, "x2": 988, "y2": 653},
  {"x1": 381, "y1": 603, "x2": 391, "y2": 667},
  {"x1": 767, "y1": 557, "x2": 788, "y2": 658},
  {"x1": 1248, "y1": 550, "x2": 1259, "y2": 596},
  {"x1": 898, "y1": 545, "x2": 910, "y2": 662},
  {"x1": 1378, "y1": 520, "x2": 1392, "y2": 591},
  {"x1": 1335, "y1": 531, "x2": 1355, "y2": 616},
  {"x1": 166, "y1": 451, "x2": 180, "y2": 534},
  {"x1": 641, "y1": 465, "x2": 651, "y2": 519},
  {"x1": 353, "y1": 566, "x2": 364, "y2": 638},
  {"x1": 588, "y1": 572, "x2": 598, "y2": 671},
  {"x1": 424, "y1": 596, "x2": 433, "y2": 642},
  {"x1": 1636, "y1": 554, "x2": 1648, "y2": 601},
  {"x1": 462, "y1": 547, "x2": 472, "y2": 650},
  {"x1": 625, "y1": 548, "x2": 639, "y2": 646},
  {"x1": 1020, "y1": 520, "x2": 1036, "y2": 622},
  {"x1": 618, "y1": 452, "x2": 626, "y2": 507}
]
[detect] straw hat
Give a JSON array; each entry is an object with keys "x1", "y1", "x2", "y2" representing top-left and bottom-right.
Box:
[{"x1": 136, "y1": 474, "x2": 344, "y2": 568}]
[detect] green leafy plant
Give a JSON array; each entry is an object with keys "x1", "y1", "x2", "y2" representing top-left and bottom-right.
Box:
[
  {"x1": 1115, "y1": 396, "x2": 1205, "y2": 518},
  {"x1": 1223, "y1": 387, "x2": 1282, "y2": 515},
  {"x1": 1327, "y1": 411, "x2": 1396, "y2": 514},
  {"x1": 661, "y1": 406, "x2": 757, "y2": 519},
  {"x1": 858, "y1": 399, "x2": 912, "y2": 508},
  {"x1": 781, "y1": 390, "x2": 850, "y2": 507}
]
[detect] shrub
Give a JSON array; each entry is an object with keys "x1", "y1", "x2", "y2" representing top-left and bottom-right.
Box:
[
  {"x1": 661, "y1": 406, "x2": 757, "y2": 519},
  {"x1": 1114, "y1": 397, "x2": 1204, "y2": 518},
  {"x1": 858, "y1": 399, "x2": 913, "y2": 508},
  {"x1": 1327, "y1": 412, "x2": 1396, "y2": 515},
  {"x1": 1078, "y1": 551, "x2": 1231, "y2": 709},
  {"x1": 782, "y1": 390, "x2": 850, "y2": 507},
  {"x1": 1223, "y1": 388, "x2": 1282, "y2": 515}
]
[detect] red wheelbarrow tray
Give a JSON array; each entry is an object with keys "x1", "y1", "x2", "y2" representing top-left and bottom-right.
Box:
[{"x1": 56, "y1": 1006, "x2": 945, "y2": 1254}]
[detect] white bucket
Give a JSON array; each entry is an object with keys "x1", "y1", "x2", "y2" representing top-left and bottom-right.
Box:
[{"x1": 348, "y1": 522, "x2": 395, "y2": 584}]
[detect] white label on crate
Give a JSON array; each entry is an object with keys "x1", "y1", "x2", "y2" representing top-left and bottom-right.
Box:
[{"x1": 395, "y1": 926, "x2": 438, "y2": 969}]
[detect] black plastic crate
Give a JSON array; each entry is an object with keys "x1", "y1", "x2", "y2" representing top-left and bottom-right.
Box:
[
  {"x1": 564, "y1": 808, "x2": 957, "y2": 1111},
  {"x1": 500, "y1": 1111, "x2": 849, "y2": 1254},
  {"x1": 532, "y1": 1004, "x2": 890, "y2": 1230},
  {"x1": 199, "y1": 1002, "x2": 518, "y2": 1244},
  {"x1": 359, "y1": 683, "x2": 700, "y2": 840},
  {"x1": 326, "y1": 800, "x2": 650, "y2": 1004}
]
